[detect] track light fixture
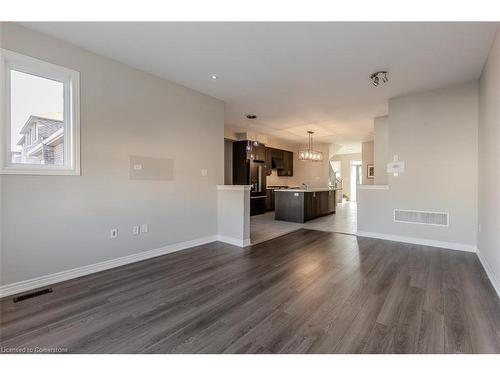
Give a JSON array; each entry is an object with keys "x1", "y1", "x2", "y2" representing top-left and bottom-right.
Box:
[{"x1": 370, "y1": 71, "x2": 389, "y2": 87}]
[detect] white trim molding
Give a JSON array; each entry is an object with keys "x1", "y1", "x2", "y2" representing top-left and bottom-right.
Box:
[
  {"x1": 217, "y1": 235, "x2": 251, "y2": 247},
  {"x1": 356, "y1": 231, "x2": 477, "y2": 253},
  {"x1": 216, "y1": 185, "x2": 251, "y2": 191},
  {"x1": 0, "y1": 235, "x2": 217, "y2": 298},
  {"x1": 357, "y1": 184, "x2": 390, "y2": 190},
  {"x1": 476, "y1": 249, "x2": 500, "y2": 299},
  {"x1": 0, "y1": 48, "x2": 80, "y2": 176},
  {"x1": 0, "y1": 233, "x2": 253, "y2": 298}
]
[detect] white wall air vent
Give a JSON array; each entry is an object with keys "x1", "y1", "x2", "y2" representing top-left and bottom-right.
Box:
[{"x1": 393, "y1": 209, "x2": 449, "y2": 227}]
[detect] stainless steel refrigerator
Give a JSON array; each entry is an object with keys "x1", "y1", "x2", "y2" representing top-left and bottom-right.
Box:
[{"x1": 232, "y1": 140, "x2": 267, "y2": 215}]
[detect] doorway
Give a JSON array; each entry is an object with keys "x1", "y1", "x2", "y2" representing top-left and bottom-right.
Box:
[{"x1": 350, "y1": 161, "x2": 362, "y2": 202}]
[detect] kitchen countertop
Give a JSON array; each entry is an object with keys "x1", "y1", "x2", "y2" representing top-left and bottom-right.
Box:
[{"x1": 275, "y1": 188, "x2": 340, "y2": 192}]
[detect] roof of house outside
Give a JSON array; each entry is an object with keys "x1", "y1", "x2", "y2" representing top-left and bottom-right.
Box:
[
  {"x1": 17, "y1": 114, "x2": 64, "y2": 146},
  {"x1": 19, "y1": 114, "x2": 63, "y2": 134}
]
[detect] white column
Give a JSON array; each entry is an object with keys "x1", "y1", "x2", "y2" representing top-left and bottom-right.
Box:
[{"x1": 216, "y1": 185, "x2": 251, "y2": 247}]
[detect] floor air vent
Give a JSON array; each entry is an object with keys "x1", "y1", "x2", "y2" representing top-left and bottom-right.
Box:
[
  {"x1": 394, "y1": 209, "x2": 449, "y2": 227},
  {"x1": 13, "y1": 288, "x2": 53, "y2": 303}
]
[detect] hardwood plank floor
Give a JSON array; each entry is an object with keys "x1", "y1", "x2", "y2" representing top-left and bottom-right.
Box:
[{"x1": 1, "y1": 229, "x2": 499, "y2": 354}]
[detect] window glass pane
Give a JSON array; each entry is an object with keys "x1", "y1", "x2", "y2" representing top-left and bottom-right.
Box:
[{"x1": 10, "y1": 70, "x2": 64, "y2": 165}]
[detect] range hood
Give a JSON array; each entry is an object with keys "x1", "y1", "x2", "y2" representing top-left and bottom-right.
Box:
[{"x1": 272, "y1": 157, "x2": 284, "y2": 170}]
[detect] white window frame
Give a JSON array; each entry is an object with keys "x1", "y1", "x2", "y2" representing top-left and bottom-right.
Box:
[{"x1": 1, "y1": 49, "x2": 80, "y2": 175}]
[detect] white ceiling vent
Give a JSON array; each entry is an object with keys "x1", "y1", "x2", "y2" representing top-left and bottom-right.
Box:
[{"x1": 394, "y1": 209, "x2": 449, "y2": 227}]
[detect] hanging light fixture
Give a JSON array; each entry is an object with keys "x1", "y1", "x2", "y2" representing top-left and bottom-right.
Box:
[{"x1": 299, "y1": 131, "x2": 323, "y2": 161}]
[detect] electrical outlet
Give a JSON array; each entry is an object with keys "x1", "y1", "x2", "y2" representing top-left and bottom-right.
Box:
[
  {"x1": 132, "y1": 225, "x2": 140, "y2": 235},
  {"x1": 110, "y1": 229, "x2": 118, "y2": 239},
  {"x1": 141, "y1": 224, "x2": 148, "y2": 233}
]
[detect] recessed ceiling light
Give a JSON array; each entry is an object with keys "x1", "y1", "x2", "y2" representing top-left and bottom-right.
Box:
[
  {"x1": 245, "y1": 114, "x2": 257, "y2": 120},
  {"x1": 211, "y1": 75, "x2": 218, "y2": 80}
]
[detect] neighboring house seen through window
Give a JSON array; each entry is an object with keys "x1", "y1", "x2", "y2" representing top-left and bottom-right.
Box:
[{"x1": 1, "y1": 49, "x2": 80, "y2": 175}]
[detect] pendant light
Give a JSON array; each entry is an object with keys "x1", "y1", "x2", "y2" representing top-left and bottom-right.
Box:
[{"x1": 299, "y1": 131, "x2": 323, "y2": 161}]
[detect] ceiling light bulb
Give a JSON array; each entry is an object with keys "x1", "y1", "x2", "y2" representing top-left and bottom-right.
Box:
[{"x1": 211, "y1": 75, "x2": 218, "y2": 80}]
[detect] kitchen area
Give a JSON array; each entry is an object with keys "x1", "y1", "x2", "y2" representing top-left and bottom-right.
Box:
[{"x1": 225, "y1": 133, "x2": 348, "y2": 245}]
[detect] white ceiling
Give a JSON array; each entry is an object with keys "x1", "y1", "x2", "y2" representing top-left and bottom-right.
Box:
[{"x1": 21, "y1": 22, "x2": 498, "y2": 146}]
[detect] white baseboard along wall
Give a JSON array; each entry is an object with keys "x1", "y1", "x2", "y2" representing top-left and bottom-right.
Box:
[
  {"x1": 356, "y1": 231, "x2": 477, "y2": 253},
  {"x1": 0, "y1": 235, "x2": 219, "y2": 298}
]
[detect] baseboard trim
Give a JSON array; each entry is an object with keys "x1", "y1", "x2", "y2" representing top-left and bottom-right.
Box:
[
  {"x1": 216, "y1": 235, "x2": 251, "y2": 247},
  {"x1": 0, "y1": 235, "x2": 218, "y2": 298},
  {"x1": 476, "y1": 249, "x2": 500, "y2": 299},
  {"x1": 356, "y1": 231, "x2": 477, "y2": 253}
]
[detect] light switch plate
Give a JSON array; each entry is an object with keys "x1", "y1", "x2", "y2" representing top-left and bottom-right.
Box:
[
  {"x1": 110, "y1": 229, "x2": 118, "y2": 239},
  {"x1": 201, "y1": 169, "x2": 208, "y2": 177},
  {"x1": 387, "y1": 161, "x2": 405, "y2": 174},
  {"x1": 132, "y1": 225, "x2": 140, "y2": 235},
  {"x1": 141, "y1": 224, "x2": 148, "y2": 233}
]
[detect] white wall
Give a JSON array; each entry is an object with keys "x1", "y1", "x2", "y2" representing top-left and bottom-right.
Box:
[
  {"x1": 361, "y1": 141, "x2": 374, "y2": 185},
  {"x1": 331, "y1": 152, "x2": 362, "y2": 200},
  {"x1": 216, "y1": 186, "x2": 250, "y2": 246},
  {"x1": 358, "y1": 82, "x2": 478, "y2": 249},
  {"x1": 478, "y1": 27, "x2": 500, "y2": 295},
  {"x1": 0, "y1": 23, "x2": 224, "y2": 286},
  {"x1": 374, "y1": 116, "x2": 389, "y2": 185}
]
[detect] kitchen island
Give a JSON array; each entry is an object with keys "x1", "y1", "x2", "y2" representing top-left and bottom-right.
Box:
[{"x1": 274, "y1": 188, "x2": 338, "y2": 223}]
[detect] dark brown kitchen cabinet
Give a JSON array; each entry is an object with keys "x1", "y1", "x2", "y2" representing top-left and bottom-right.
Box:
[
  {"x1": 263, "y1": 147, "x2": 293, "y2": 176},
  {"x1": 265, "y1": 188, "x2": 274, "y2": 211},
  {"x1": 275, "y1": 190, "x2": 336, "y2": 223},
  {"x1": 303, "y1": 192, "x2": 314, "y2": 221},
  {"x1": 303, "y1": 191, "x2": 335, "y2": 220},
  {"x1": 307, "y1": 191, "x2": 325, "y2": 219},
  {"x1": 328, "y1": 190, "x2": 336, "y2": 213},
  {"x1": 252, "y1": 143, "x2": 266, "y2": 162},
  {"x1": 317, "y1": 191, "x2": 328, "y2": 216},
  {"x1": 265, "y1": 147, "x2": 273, "y2": 176},
  {"x1": 278, "y1": 150, "x2": 294, "y2": 176}
]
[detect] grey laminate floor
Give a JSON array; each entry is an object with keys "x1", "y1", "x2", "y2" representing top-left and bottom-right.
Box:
[
  {"x1": 1, "y1": 229, "x2": 499, "y2": 353},
  {"x1": 251, "y1": 202, "x2": 356, "y2": 245}
]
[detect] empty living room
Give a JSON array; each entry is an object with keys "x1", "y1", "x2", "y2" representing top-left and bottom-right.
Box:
[{"x1": 1, "y1": 1, "x2": 500, "y2": 374}]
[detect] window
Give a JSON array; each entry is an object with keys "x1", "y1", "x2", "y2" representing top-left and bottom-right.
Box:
[{"x1": 1, "y1": 49, "x2": 80, "y2": 175}]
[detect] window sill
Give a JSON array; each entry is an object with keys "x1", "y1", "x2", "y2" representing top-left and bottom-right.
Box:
[{"x1": 0, "y1": 166, "x2": 81, "y2": 176}]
